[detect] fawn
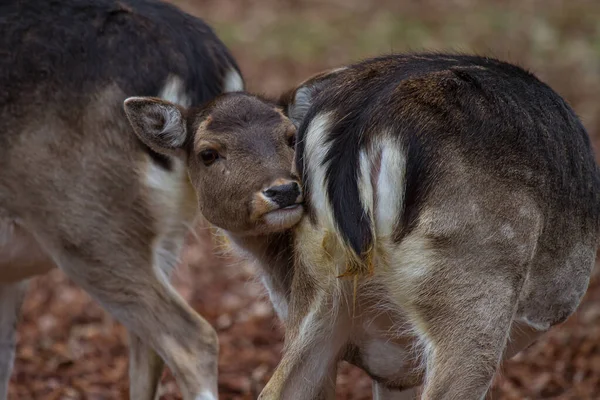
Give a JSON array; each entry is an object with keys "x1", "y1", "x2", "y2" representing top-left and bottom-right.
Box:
[
  {"x1": 0, "y1": 0, "x2": 244, "y2": 399},
  {"x1": 124, "y1": 53, "x2": 600, "y2": 399}
]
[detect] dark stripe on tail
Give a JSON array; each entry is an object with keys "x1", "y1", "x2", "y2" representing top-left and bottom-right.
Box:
[
  {"x1": 295, "y1": 104, "x2": 374, "y2": 274},
  {"x1": 323, "y1": 113, "x2": 373, "y2": 262}
]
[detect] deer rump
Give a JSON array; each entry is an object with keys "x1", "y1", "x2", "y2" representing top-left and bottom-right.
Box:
[
  {"x1": 262, "y1": 54, "x2": 600, "y2": 398},
  {"x1": 288, "y1": 53, "x2": 600, "y2": 329}
]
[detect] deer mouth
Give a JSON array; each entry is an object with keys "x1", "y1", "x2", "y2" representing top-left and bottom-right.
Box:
[
  {"x1": 262, "y1": 203, "x2": 304, "y2": 230},
  {"x1": 250, "y1": 188, "x2": 305, "y2": 232}
]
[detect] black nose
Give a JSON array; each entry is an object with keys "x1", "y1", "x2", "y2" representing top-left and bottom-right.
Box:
[{"x1": 263, "y1": 182, "x2": 301, "y2": 208}]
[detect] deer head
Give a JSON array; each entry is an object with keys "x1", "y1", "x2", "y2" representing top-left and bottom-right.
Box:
[{"x1": 124, "y1": 93, "x2": 304, "y2": 236}]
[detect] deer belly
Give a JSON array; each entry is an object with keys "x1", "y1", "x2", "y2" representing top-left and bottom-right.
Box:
[
  {"x1": 350, "y1": 309, "x2": 423, "y2": 388},
  {"x1": 0, "y1": 219, "x2": 55, "y2": 282},
  {"x1": 359, "y1": 337, "x2": 417, "y2": 381}
]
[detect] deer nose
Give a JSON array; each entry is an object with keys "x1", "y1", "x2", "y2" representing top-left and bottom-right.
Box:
[{"x1": 263, "y1": 182, "x2": 301, "y2": 208}]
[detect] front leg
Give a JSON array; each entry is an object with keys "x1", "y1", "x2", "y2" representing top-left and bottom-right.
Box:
[
  {"x1": 316, "y1": 362, "x2": 338, "y2": 400},
  {"x1": 259, "y1": 281, "x2": 349, "y2": 400}
]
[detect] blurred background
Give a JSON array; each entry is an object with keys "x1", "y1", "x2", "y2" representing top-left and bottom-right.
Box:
[{"x1": 9, "y1": 0, "x2": 600, "y2": 398}]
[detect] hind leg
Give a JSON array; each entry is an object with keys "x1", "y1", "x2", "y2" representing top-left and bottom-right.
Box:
[
  {"x1": 59, "y1": 248, "x2": 217, "y2": 400},
  {"x1": 259, "y1": 279, "x2": 350, "y2": 400},
  {"x1": 129, "y1": 333, "x2": 165, "y2": 400},
  {"x1": 0, "y1": 282, "x2": 27, "y2": 400},
  {"x1": 388, "y1": 221, "x2": 539, "y2": 399},
  {"x1": 129, "y1": 234, "x2": 188, "y2": 400},
  {"x1": 406, "y1": 263, "x2": 523, "y2": 400},
  {"x1": 24, "y1": 214, "x2": 218, "y2": 400}
]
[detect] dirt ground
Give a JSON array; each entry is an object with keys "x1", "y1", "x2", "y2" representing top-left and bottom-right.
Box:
[{"x1": 8, "y1": 0, "x2": 600, "y2": 399}]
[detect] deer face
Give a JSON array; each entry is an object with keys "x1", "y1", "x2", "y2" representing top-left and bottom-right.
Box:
[{"x1": 124, "y1": 93, "x2": 304, "y2": 236}]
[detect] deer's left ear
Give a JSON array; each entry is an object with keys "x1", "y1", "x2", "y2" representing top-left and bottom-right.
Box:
[
  {"x1": 279, "y1": 67, "x2": 348, "y2": 128},
  {"x1": 123, "y1": 97, "x2": 188, "y2": 158}
]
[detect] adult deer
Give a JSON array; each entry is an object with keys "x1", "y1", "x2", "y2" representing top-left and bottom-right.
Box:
[
  {"x1": 124, "y1": 53, "x2": 600, "y2": 399},
  {"x1": 0, "y1": 0, "x2": 243, "y2": 399}
]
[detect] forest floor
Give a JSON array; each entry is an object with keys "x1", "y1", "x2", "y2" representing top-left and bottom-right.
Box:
[{"x1": 9, "y1": 225, "x2": 600, "y2": 399}]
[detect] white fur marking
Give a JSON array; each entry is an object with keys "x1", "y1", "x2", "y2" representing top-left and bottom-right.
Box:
[
  {"x1": 144, "y1": 158, "x2": 186, "y2": 211},
  {"x1": 156, "y1": 75, "x2": 190, "y2": 148},
  {"x1": 144, "y1": 158, "x2": 192, "y2": 280},
  {"x1": 298, "y1": 306, "x2": 318, "y2": 344},
  {"x1": 303, "y1": 113, "x2": 336, "y2": 231},
  {"x1": 375, "y1": 138, "x2": 406, "y2": 238},
  {"x1": 261, "y1": 275, "x2": 289, "y2": 320},
  {"x1": 223, "y1": 68, "x2": 244, "y2": 93},
  {"x1": 358, "y1": 149, "x2": 374, "y2": 223},
  {"x1": 296, "y1": 292, "x2": 326, "y2": 348},
  {"x1": 159, "y1": 75, "x2": 191, "y2": 108}
]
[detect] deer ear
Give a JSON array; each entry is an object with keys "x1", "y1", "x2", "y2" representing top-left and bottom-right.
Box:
[
  {"x1": 123, "y1": 97, "x2": 187, "y2": 157},
  {"x1": 281, "y1": 67, "x2": 347, "y2": 128}
]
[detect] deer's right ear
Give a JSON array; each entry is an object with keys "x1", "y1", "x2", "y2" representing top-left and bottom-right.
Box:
[
  {"x1": 123, "y1": 97, "x2": 187, "y2": 157},
  {"x1": 281, "y1": 67, "x2": 347, "y2": 128}
]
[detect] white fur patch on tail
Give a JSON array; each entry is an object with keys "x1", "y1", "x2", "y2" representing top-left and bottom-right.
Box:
[
  {"x1": 303, "y1": 112, "x2": 336, "y2": 231},
  {"x1": 222, "y1": 68, "x2": 244, "y2": 93},
  {"x1": 374, "y1": 137, "x2": 406, "y2": 238},
  {"x1": 357, "y1": 149, "x2": 375, "y2": 226},
  {"x1": 159, "y1": 74, "x2": 191, "y2": 108}
]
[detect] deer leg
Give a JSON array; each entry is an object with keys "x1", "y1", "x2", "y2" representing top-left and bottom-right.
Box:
[
  {"x1": 128, "y1": 235, "x2": 186, "y2": 400},
  {"x1": 259, "y1": 284, "x2": 349, "y2": 400},
  {"x1": 0, "y1": 282, "x2": 27, "y2": 400},
  {"x1": 129, "y1": 333, "x2": 165, "y2": 400},
  {"x1": 315, "y1": 361, "x2": 338, "y2": 400},
  {"x1": 25, "y1": 220, "x2": 218, "y2": 400},
  {"x1": 385, "y1": 199, "x2": 541, "y2": 400},
  {"x1": 59, "y1": 252, "x2": 217, "y2": 400},
  {"x1": 373, "y1": 382, "x2": 418, "y2": 400},
  {"x1": 408, "y1": 266, "x2": 522, "y2": 400}
]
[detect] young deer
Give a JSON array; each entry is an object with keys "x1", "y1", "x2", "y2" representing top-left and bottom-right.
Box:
[
  {"x1": 124, "y1": 53, "x2": 600, "y2": 400},
  {"x1": 0, "y1": 0, "x2": 244, "y2": 399}
]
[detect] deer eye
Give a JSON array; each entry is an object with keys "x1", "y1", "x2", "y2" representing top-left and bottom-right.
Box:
[
  {"x1": 287, "y1": 133, "x2": 296, "y2": 148},
  {"x1": 199, "y1": 149, "x2": 219, "y2": 166}
]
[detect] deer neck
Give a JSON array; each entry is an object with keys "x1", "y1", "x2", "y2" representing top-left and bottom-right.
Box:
[{"x1": 225, "y1": 231, "x2": 295, "y2": 321}]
